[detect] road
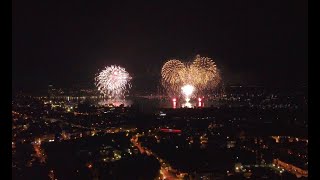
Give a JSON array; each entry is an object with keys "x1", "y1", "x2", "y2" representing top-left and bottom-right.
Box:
[{"x1": 131, "y1": 135, "x2": 186, "y2": 180}]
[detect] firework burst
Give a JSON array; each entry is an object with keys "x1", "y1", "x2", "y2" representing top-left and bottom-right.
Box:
[
  {"x1": 161, "y1": 55, "x2": 221, "y2": 96},
  {"x1": 95, "y1": 65, "x2": 132, "y2": 98},
  {"x1": 161, "y1": 59, "x2": 185, "y2": 94}
]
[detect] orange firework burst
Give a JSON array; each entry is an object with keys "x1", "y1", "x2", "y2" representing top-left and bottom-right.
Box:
[{"x1": 161, "y1": 55, "x2": 221, "y2": 95}]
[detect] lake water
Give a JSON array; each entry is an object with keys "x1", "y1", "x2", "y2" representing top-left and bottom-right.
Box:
[{"x1": 96, "y1": 97, "x2": 222, "y2": 112}]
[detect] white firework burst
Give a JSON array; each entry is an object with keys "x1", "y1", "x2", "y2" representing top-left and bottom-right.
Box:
[{"x1": 95, "y1": 65, "x2": 132, "y2": 98}]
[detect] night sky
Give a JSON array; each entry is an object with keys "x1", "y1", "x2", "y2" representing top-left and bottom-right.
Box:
[{"x1": 12, "y1": 0, "x2": 308, "y2": 92}]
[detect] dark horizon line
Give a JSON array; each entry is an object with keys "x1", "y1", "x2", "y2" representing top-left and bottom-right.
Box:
[{"x1": 12, "y1": 83, "x2": 308, "y2": 95}]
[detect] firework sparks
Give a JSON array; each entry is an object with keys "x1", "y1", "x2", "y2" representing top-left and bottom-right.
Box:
[
  {"x1": 95, "y1": 65, "x2": 132, "y2": 98},
  {"x1": 161, "y1": 59, "x2": 185, "y2": 94},
  {"x1": 181, "y1": 84, "x2": 195, "y2": 102},
  {"x1": 161, "y1": 55, "x2": 221, "y2": 96}
]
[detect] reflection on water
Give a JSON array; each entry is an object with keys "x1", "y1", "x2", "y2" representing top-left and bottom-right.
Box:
[
  {"x1": 182, "y1": 102, "x2": 192, "y2": 108},
  {"x1": 181, "y1": 100, "x2": 204, "y2": 108},
  {"x1": 98, "y1": 99, "x2": 133, "y2": 107},
  {"x1": 198, "y1": 101, "x2": 204, "y2": 107},
  {"x1": 167, "y1": 99, "x2": 206, "y2": 108},
  {"x1": 93, "y1": 97, "x2": 217, "y2": 111}
]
